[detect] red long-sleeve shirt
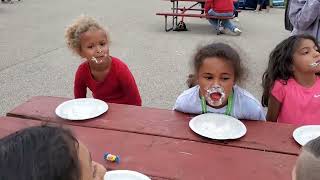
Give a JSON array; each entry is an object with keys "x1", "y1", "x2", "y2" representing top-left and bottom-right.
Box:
[
  {"x1": 74, "y1": 57, "x2": 142, "y2": 106},
  {"x1": 204, "y1": 0, "x2": 234, "y2": 13}
]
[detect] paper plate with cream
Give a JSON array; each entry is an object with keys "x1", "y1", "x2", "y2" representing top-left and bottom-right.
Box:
[
  {"x1": 55, "y1": 98, "x2": 108, "y2": 120},
  {"x1": 189, "y1": 113, "x2": 247, "y2": 140},
  {"x1": 293, "y1": 125, "x2": 320, "y2": 146},
  {"x1": 104, "y1": 170, "x2": 151, "y2": 180}
]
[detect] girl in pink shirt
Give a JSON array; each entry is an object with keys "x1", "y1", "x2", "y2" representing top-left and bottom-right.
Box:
[{"x1": 262, "y1": 34, "x2": 320, "y2": 125}]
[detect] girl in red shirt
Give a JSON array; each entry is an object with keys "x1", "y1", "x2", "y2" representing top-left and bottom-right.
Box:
[
  {"x1": 204, "y1": 0, "x2": 242, "y2": 35},
  {"x1": 65, "y1": 16, "x2": 142, "y2": 106}
]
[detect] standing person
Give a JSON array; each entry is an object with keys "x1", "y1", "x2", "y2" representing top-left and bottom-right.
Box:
[
  {"x1": 0, "y1": 125, "x2": 106, "y2": 180},
  {"x1": 174, "y1": 43, "x2": 265, "y2": 120},
  {"x1": 289, "y1": 0, "x2": 320, "y2": 43},
  {"x1": 204, "y1": 0, "x2": 242, "y2": 35},
  {"x1": 262, "y1": 35, "x2": 320, "y2": 124},
  {"x1": 65, "y1": 16, "x2": 142, "y2": 106}
]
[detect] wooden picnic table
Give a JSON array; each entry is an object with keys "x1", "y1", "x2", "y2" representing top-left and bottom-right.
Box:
[
  {"x1": 7, "y1": 96, "x2": 301, "y2": 155},
  {"x1": 0, "y1": 116, "x2": 297, "y2": 180},
  {"x1": 157, "y1": 0, "x2": 206, "y2": 31},
  {"x1": 2, "y1": 96, "x2": 302, "y2": 179}
]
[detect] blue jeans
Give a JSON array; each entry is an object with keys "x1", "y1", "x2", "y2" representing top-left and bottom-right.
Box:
[{"x1": 207, "y1": 9, "x2": 237, "y2": 32}]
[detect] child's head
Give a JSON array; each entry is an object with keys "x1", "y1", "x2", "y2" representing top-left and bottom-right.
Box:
[
  {"x1": 0, "y1": 125, "x2": 101, "y2": 180},
  {"x1": 65, "y1": 16, "x2": 110, "y2": 64},
  {"x1": 261, "y1": 34, "x2": 320, "y2": 107},
  {"x1": 187, "y1": 42, "x2": 244, "y2": 107},
  {"x1": 293, "y1": 136, "x2": 320, "y2": 180}
]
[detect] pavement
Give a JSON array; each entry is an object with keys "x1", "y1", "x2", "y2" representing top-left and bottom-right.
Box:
[{"x1": 0, "y1": 0, "x2": 290, "y2": 115}]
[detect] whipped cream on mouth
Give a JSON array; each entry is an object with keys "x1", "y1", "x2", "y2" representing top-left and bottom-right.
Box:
[
  {"x1": 205, "y1": 85, "x2": 226, "y2": 106},
  {"x1": 310, "y1": 60, "x2": 320, "y2": 68},
  {"x1": 91, "y1": 54, "x2": 107, "y2": 64}
]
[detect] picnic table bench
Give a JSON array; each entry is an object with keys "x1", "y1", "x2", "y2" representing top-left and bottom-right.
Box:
[
  {"x1": 156, "y1": 0, "x2": 237, "y2": 34},
  {"x1": 1, "y1": 96, "x2": 302, "y2": 179}
]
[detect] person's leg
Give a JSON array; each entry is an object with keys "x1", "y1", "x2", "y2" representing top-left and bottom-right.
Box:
[
  {"x1": 221, "y1": 20, "x2": 241, "y2": 35},
  {"x1": 207, "y1": 10, "x2": 219, "y2": 29},
  {"x1": 208, "y1": 18, "x2": 219, "y2": 29},
  {"x1": 264, "y1": 0, "x2": 270, "y2": 12},
  {"x1": 200, "y1": 2, "x2": 205, "y2": 14},
  {"x1": 208, "y1": 9, "x2": 234, "y2": 17},
  {"x1": 221, "y1": 20, "x2": 237, "y2": 31},
  {"x1": 265, "y1": 5, "x2": 270, "y2": 12},
  {"x1": 233, "y1": 1, "x2": 240, "y2": 21},
  {"x1": 208, "y1": 9, "x2": 241, "y2": 35},
  {"x1": 234, "y1": 1, "x2": 239, "y2": 17},
  {"x1": 255, "y1": 5, "x2": 261, "y2": 11},
  {"x1": 207, "y1": 9, "x2": 235, "y2": 32},
  {"x1": 255, "y1": 0, "x2": 264, "y2": 11}
]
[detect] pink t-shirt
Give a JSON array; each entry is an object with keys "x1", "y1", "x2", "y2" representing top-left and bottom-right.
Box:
[{"x1": 271, "y1": 78, "x2": 320, "y2": 125}]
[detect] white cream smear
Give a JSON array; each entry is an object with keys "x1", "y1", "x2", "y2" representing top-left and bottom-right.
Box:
[{"x1": 205, "y1": 85, "x2": 226, "y2": 106}]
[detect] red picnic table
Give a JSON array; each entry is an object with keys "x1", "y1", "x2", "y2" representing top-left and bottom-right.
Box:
[{"x1": 3, "y1": 96, "x2": 301, "y2": 179}]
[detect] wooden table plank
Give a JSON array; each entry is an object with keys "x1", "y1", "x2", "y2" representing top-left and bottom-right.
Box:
[
  {"x1": 7, "y1": 96, "x2": 300, "y2": 155},
  {"x1": 0, "y1": 117, "x2": 297, "y2": 180},
  {"x1": 0, "y1": 116, "x2": 42, "y2": 137}
]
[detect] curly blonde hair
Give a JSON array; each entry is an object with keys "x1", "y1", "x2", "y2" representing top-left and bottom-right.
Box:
[{"x1": 65, "y1": 15, "x2": 110, "y2": 55}]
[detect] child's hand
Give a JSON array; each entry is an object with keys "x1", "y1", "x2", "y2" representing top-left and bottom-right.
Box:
[{"x1": 92, "y1": 161, "x2": 106, "y2": 180}]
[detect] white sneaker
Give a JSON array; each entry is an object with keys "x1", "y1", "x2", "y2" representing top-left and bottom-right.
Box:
[
  {"x1": 233, "y1": 17, "x2": 240, "y2": 22},
  {"x1": 233, "y1": 28, "x2": 242, "y2": 36}
]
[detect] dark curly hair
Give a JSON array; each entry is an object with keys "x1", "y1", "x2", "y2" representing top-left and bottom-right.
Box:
[
  {"x1": 261, "y1": 34, "x2": 319, "y2": 107},
  {"x1": 0, "y1": 125, "x2": 81, "y2": 180},
  {"x1": 295, "y1": 136, "x2": 320, "y2": 180},
  {"x1": 187, "y1": 42, "x2": 245, "y2": 88}
]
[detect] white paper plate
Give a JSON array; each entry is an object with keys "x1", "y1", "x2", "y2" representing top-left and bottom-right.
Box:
[
  {"x1": 189, "y1": 113, "x2": 247, "y2": 140},
  {"x1": 55, "y1": 98, "x2": 108, "y2": 120},
  {"x1": 104, "y1": 170, "x2": 151, "y2": 180},
  {"x1": 293, "y1": 125, "x2": 320, "y2": 146}
]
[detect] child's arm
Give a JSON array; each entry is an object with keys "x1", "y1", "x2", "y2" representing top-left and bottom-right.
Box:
[
  {"x1": 119, "y1": 65, "x2": 142, "y2": 106},
  {"x1": 74, "y1": 67, "x2": 87, "y2": 98},
  {"x1": 266, "y1": 95, "x2": 281, "y2": 122}
]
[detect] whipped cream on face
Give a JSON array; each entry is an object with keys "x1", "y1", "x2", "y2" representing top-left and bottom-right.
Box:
[
  {"x1": 91, "y1": 54, "x2": 107, "y2": 64},
  {"x1": 91, "y1": 56, "x2": 99, "y2": 63},
  {"x1": 310, "y1": 60, "x2": 320, "y2": 68},
  {"x1": 204, "y1": 85, "x2": 226, "y2": 106}
]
